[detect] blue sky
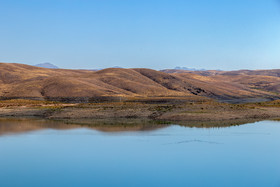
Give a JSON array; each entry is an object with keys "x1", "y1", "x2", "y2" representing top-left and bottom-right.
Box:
[{"x1": 0, "y1": 0, "x2": 280, "y2": 70}]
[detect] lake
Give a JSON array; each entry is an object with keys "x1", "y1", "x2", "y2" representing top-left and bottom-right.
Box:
[{"x1": 0, "y1": 118, "x2": 279, "y2": 187}]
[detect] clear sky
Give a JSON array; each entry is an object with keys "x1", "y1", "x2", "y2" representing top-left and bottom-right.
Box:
[{"x1": 0, "y1": 0, "x2": 280, "y2": 70}]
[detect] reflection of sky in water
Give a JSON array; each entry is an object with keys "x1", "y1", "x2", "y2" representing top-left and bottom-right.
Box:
[{"x1": 0, "y1": 120, "x2": 280, "y2": 187}]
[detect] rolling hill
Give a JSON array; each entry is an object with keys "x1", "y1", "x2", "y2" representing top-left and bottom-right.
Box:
[{"x1": 0, "y1": 62, "x2": 279, "y2": 103}]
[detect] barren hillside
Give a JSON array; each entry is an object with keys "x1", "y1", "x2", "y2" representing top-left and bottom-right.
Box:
[{"x1": 0, "y1": 63, "x2": 279, "y2": 103}]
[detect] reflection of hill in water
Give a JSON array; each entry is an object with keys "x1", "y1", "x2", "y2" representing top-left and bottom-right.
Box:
[
  {"x1": 0, "y1": 118, "x2": 263, "y2": 136},
  {"x1": 176, "y1": 119, "x2": 260, "y2": 128},
  {"x1": 0, "y1": 118, "x2": 170, "y2": 136},
  {"x1": 0, "y1": 118, "x2": 80, "y2": 136}
]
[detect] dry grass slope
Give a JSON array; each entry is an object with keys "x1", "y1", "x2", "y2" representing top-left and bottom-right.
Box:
[{"x1": 0, "y1": 62, "x2": 279, "y2": 102}]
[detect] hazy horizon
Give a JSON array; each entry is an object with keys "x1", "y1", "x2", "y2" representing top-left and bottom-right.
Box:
[
  {"x1": 1, "y1": 0, "x2": 280, "y2": 70},
  {"x1": 2, "y1": 61, "x2": 280, "y2": 71}
]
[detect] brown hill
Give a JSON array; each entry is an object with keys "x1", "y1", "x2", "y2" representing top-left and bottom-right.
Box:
[
  {"x1": 210, "y1": 70, "x2": 280, "y2": 96},
  {"x1": 163, "y1": 68, "x2": 280, "y2": 101},
  {"x1": 0, "y1": 63, "x2": 279, "y2": 103}
]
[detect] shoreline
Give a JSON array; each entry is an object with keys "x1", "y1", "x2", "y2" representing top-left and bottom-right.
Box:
[{"x1": 0, "y1": 99, "x2": 280, "y2": 125}]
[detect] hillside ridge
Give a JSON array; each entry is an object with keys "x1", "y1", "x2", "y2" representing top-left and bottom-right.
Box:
[{"x1": 0, "y1": 62, "x2": 279, "y2": 103}]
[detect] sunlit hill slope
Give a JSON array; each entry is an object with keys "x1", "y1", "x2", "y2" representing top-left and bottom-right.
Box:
[{"x1": 0, "y1": 63, "x2": 279, "y2": 103}]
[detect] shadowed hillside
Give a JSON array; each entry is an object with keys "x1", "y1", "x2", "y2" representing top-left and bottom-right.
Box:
[
  {"x1": 163, "y1": 68, "x2": 280, "y2": 101},
  {"x1": 0, "y1": 63, "x2": 279, "y2": 103}
]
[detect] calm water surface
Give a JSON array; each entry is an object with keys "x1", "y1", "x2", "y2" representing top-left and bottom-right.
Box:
[{"x1": 0, "y1": 119, "x2": 280, "y2": 187}]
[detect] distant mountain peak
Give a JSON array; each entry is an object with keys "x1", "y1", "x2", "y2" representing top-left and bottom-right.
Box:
[
  {"x1": 111, "y1": 66, "x2": 123, "y2": 68},
  {"x1": 35, "y1": 63, "x2": 59, "y2": 69},
  {"x1": 175, "y1": 66, "x2": 206, "y2": 71}
]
